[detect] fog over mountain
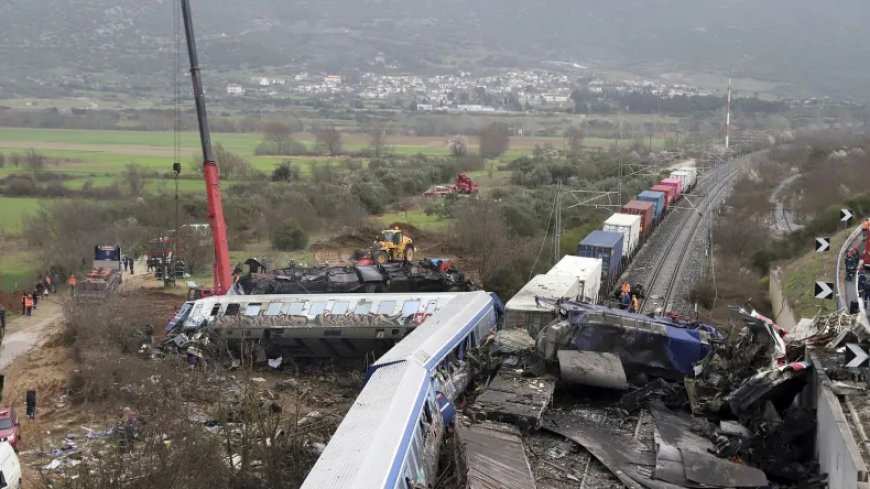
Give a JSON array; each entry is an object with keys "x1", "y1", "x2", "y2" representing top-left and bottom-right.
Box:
[{"x1": 0, "y1": 0, "x2": 867, "y2": 98}]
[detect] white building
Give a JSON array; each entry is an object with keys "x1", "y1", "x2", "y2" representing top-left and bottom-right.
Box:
[{"x1": 226, "y1": 84, "x2": 244, "y2": 96}]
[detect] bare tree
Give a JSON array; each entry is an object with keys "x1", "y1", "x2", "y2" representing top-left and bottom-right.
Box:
[
  {"x1": 564, "y1": 126, "x2": 585, "y2": 155},
  {"x1": 478, "y1": 122, "x2": 511, "y2": 159},
  {"x1": 122, "y1": 163, "x2": 147, "y2": 197},
  {"x1": 367, "y1": 120, "x2": 389, "y2": 158},
  {"x1": 214, "y1": 143, "x2": 254, "y2": 179},
  {"x1": 262, "y1": 120, "x2": 291, "y2": 142},
  {"x1": 313, "y1": 126, "x2": 343, "y2": 156},
  {"x1": 447, "y1": 134, "x2": 468, "y2": 157},
  {"x1": 453, "y1": 200, "x2": 527, "y2": 286},
  {"x1": 25, "y1": 148, "x2": 46, "y2": 173}
]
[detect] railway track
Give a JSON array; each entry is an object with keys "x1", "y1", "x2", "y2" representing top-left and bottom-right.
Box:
[{"x1": 640, "y1": 157, "x2": 752, "y2": 313}]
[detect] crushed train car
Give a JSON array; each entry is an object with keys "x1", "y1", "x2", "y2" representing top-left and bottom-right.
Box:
[
  {"x1": 536, "y1": 301, "x2": 720, "y2": 381},
  {"x1": 235, "y1": 258, "x2": 473, "y2": 295}
]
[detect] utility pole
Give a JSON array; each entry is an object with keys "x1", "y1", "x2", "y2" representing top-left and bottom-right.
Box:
[
  {"x1": 553, "y1": 181, "x2": 562, "y2": 265},
  {"x1": 725, "y1": 78, "x2": 732, "y2": 153}
]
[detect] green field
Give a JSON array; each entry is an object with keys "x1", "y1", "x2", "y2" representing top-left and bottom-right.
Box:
[{"x1": 0, "y1": 196, "x2": 44, "y2": 233}]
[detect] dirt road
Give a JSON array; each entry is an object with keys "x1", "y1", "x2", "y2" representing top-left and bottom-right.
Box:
[
  {"x1": 0, "y1": 298, "x2": 62, "y2": 371},
  {"x1": 0, "y1": 259, "x2": 151, "y2": 372}
]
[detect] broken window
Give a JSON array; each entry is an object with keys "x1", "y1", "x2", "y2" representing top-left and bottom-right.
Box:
[
  {"x1": 401, "y1": 300, "x2": 420, "y2": 317},
  {"x1": 244, "y1": 303, "x2": 262, "y2": 316},
  {"x1": 354, "y1": 301, "x2": 371, "y2": 315},
  {"x1": 225, "y1": 303, "x2": 240, "y2": 316},
  {"x1": 286, "y1": 302, "x2": 305, "y2": 316},
  {"x1": 265, "y1": 302, "x2": 283, "y2": 316},
  {"x1": 309, "y1": 302, "x2": 326, "y2": 315},
  {"x1": 210, "y1": 304, "x2": 220, "y2": 316},
  {"x1": 377, "y1": 301, "x2": 396, "y2": 315},
  {"x1": 331, "y1": 301, "x2": 349, "y2": 314}
]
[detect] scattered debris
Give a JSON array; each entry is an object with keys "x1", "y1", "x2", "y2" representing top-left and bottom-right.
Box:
[
  {"x1": 454, "y1": 421, "x2": 537, "y2": 489},
  {"x1": 471, "y1": 370, "x2": 556, "y2": 432}
]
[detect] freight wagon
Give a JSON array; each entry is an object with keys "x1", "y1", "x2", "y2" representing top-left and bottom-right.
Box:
[
  {"x1": 636, "y1": 191, "x2": 665, "y2": 222},
  {"x1": 603, "y1": 213, "x2": 641, "y2": 258},
  {"x1": 578, "y1": 231, "x2": 624, "y2": 287},
  {"x1": 651, "y1": 184, "x2": 676, "y2": 209},
  {"x1": 660, "y1": 178, "x2": 683, "y2": 200},
  {"x1": 622, "y1": 200, "x2": 655, "y2": 237}
]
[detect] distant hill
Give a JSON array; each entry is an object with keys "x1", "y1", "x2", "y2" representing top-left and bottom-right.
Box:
[{"x1": 0, "y1": 0, "x2": 868, "y2": 99}]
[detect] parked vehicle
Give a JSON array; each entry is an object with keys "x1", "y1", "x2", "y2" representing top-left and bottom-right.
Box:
[
  {"x1": 78, "y1": 245, "x2": 123, "y2": 299},
  {"x1": 0, "y1": 409, "x2": 19, "y2": 450},
  {"x1": 423, "y1": 173, "x2": 479, "y2": 197},
  {"x1": 369, "y1": 227, "x2": 415, "y2": 264},
  {"x1": 0, "y1": 440, "x2": 21, "y2": 489}
]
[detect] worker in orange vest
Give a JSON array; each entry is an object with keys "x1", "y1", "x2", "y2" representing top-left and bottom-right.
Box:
[
  {"x1": 863, "y1": 218, "x2": 869, "y2": 237},
  {"x1": 621, "y1": 282, "x2": 632, "y2": 295},
  {"x1": 21, "y1": 294, "x2": 33, "y2": 316},
  {"x1": 630, "y1": 294, "x2": 640, "y2": 313},
  {"x1": 67, "y1": 274, "x2": 78, "y2": 296}
]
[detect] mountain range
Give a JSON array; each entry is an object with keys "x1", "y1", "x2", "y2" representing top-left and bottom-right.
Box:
[{"x1": 0, "y1": 0, "x2": 868, "y2": 99}]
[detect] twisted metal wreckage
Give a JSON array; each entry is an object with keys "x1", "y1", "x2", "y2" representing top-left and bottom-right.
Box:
[{"x1": 464, "y1": 299, "x2": 841, "y2": 489}]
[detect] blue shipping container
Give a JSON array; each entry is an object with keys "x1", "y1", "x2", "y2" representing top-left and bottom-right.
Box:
[
  {"x1": 577, "y1": 230, "x2": 624, "y2": 284},
  {"x1": 637, "y1": 190, "x2": 666, "y2": 221}
]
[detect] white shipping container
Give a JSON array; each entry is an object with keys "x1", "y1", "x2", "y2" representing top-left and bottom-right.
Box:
[
  {"x1": 603, "y1": 213, "x2": 641, "y2": 257},
  {"x1": 675, "y1": 166, "x2": 697, "y2": 188},
  {"x1": 505, "y1": 273, "x2": 581, "y2": 334},
  {"x1": 547, "y1": 255, "x2": 602, "y2": 304},
  {"x1": 670, "y1": 170, "x2": 691, "y2": 192}
]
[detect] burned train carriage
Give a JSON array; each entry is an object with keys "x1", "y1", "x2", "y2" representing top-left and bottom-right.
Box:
[
  {"x1": 236, "y1": 259, "x2": 473, "y2": 295},
  {"x1": 169, "y1": 292, "x2": 468, "y2": 358}
]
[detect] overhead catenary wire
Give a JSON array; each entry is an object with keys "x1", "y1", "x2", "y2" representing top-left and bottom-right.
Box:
[{"x1": 529, "y1": 187, "x2": 558, "y2": 282}]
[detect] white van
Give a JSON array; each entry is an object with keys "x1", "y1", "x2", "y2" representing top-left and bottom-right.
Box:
[{"x1": 0, "y1": 442, "x2": 21, "y2": 489}]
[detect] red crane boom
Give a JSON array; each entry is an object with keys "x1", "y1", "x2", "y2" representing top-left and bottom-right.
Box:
[{"x1": 180, "y1": 0, "x2": 233, "y2": 295}]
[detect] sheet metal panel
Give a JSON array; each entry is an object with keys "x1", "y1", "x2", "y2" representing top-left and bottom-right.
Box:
[{"x1": 457, "y1": 423, "x2": 537, "y2": 489}]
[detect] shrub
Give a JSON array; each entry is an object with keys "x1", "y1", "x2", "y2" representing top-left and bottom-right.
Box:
[
  {"x1": 271, "y1": 222, "x2": 309, "y2": 251},
  {"x1": 271, "y1": 162, "x2": 301, "y2": 182}
]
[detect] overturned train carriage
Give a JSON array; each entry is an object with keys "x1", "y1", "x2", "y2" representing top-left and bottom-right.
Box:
[
  {"x1": 301, "y1": 291, "x2": 503, "y2": 489},
  {"x1": 236, "y1": 260, "x2": 473, "y2": 295},
  {"x1": 172, "y1": 292, "x2": 470, "y2": 358}
]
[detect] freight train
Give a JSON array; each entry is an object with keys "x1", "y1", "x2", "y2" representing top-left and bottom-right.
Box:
[{"x1": 576, "y1": 161, "x2": 698, "y2": 291}]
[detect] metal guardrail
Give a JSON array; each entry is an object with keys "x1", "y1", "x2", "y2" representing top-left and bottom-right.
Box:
[
  {"x1": 835, "y1": 225, "x2": 870, "y2": 337},
  {"x1": 835, "y1": 226, "x2": 861, "y2": 311}
]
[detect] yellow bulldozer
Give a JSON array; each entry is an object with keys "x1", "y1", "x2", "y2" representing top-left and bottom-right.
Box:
[{"x1": 370, "y1": 227, "x2": 415, "y2": 265}]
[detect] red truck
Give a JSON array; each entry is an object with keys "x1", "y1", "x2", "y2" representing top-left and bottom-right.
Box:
[{"x1": 424, "y1": 173, "x2": 479, "y2": 197}]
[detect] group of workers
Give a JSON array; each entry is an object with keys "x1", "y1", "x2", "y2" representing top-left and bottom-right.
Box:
[
  {"x1": 618, "y1": 282, "x2": 641, "y2": 313},
  {"x1": 18, "y1": 272, "x2": 81, "y2": 316}
]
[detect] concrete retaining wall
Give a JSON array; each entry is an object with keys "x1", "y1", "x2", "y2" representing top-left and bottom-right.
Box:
[
  {"x1": 770, "y1": 268, "x2": 797, "y2": 330},
  {"x1": 808, "y1": 351, "x2": 868, "y2": 489}
]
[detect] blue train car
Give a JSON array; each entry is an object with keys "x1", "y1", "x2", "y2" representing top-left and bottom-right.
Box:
[
  {"x1": 577, "y1": 230, "x2": 624, "y2": 286},
  {"x1": 637, "y1": 190, "x2": 666, "y2": 221}
]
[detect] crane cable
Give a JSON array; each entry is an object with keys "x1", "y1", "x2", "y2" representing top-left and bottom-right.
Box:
[{"x1": 173, "y1": 0, "x2": 182, "y2": 169}]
